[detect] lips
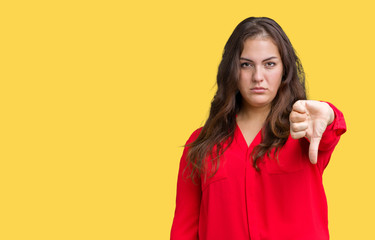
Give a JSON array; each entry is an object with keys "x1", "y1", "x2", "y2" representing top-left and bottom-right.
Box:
[
  {"x1": 250, "y1": 87, "x2": 266, "y2": 90},
  {"x1": 250, "y1": 87, "x2": 267, "y2": 93}
]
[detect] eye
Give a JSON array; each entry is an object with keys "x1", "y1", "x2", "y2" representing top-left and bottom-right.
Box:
[
  {"x1": 265, "y1": 62, "x2": 276, "y2": 67},
  {"x1": 240, "y1": 62, "x2": 253, "y2": 68}
]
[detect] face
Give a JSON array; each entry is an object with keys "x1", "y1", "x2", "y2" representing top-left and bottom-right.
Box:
[{"x1": 238, "y1": 37, "x2": 283, "y2": 110}]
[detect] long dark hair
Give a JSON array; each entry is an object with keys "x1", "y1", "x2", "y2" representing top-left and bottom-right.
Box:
[{"x1": 185, "y1": 17, "x2": 306, "y2": 182}]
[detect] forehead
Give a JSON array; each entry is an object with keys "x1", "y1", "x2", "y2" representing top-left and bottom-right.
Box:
[{"x1": 241, "y1": 37, "x2": 280, "y2": 59}]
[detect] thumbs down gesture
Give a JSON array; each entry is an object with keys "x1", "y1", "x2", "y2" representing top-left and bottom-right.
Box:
[{"x1": 289, "y1": 100, "x2": 335, "y2": 164}]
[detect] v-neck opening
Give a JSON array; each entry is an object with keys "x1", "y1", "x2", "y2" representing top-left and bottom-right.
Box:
[{"x1": 235, "y1": 121, "x2": 262, "y2": 150}]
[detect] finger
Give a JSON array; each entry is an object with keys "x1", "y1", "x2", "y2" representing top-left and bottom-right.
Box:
[
  {"x1": 290, "y1": 130, "x2": 306, "y2": 139},
  {"x1": 291, "y1": 121, "x2": 308, "y2": 132},
  {"x1": 292, "y1": 100, "x2": 306, "y2": 114},
  {"x1": 309, "y1": 137, "x2": 321, "y2": 164},
  {"x1": 289, "y1": 111, "x2": 308, "y2": 123}
]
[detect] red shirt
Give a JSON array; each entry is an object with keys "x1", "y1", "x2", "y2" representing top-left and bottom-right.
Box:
[{"x1": 171, "y1": 102, "x2": 346, "y2": 240}]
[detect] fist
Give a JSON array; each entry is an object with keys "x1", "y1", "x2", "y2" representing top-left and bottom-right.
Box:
[{"x1": 289, "y1": 100, "x2": 335, "y2": 164}]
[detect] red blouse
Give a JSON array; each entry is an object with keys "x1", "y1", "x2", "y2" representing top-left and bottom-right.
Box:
[{"x1": 171, "y1": 102, "x2": 346, "y2": 240}]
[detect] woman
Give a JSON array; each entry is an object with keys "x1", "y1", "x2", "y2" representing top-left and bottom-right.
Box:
[{"x1": 171, "y1": 17, "x2": 346, "y2": 240}]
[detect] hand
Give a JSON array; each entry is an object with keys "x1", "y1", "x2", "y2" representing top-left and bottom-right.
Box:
[{"x1": 289, "y1": 100, "x2": 335, "y2": 164}]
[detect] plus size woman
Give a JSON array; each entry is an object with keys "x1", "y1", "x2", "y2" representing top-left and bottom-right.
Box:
[{"x1": 171, "y1": 17, "x2": 346, "y2": 240}]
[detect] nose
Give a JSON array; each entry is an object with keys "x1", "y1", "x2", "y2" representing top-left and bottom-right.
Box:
[{"x1": 252, "y1": 66, "x2": 264, "y2": 82}]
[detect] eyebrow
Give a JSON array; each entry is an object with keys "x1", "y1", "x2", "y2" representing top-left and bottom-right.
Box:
[{"x1": 239, "y1": 56, "x2": 278, "y2": 62}]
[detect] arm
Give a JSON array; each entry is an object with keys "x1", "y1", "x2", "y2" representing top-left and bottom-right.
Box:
[
  {"x1": 170, "y1": 129, "x2": 202, "y2": 240},
  {"x1": 315, "y1": 102, "x2": 346, "y2": 172},
  {"x1": 290, "y1": 100, "x2": 347, "y2": 164},
  {"x1": 316, "y1": 101, "x2": 347, "y2": 151}
]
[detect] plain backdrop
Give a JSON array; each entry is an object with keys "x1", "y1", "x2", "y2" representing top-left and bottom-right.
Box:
[{"x1": 1, "y1": 0, "x2": 374, "y2": 239}]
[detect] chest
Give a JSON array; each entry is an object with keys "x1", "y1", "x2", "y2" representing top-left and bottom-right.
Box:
[{"x1": 202, "y1": 134, "x2": 310, "y2": 187}]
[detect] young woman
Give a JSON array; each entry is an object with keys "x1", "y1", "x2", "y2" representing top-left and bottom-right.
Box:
[{"x1": 171, "y1": 17, "x2": 346, "y2": 240}]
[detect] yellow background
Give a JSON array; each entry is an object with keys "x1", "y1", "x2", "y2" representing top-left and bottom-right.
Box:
[{"x1": 1, "y1": 0, "x2": 374, "y2": 239}]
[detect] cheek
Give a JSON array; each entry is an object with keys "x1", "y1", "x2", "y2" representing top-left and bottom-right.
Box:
[
  {"x1": 238, "y1": 72, "x2": 248, "y2": 87},
  {"x1": 237, "y1": 80, "x2": 245, "y2": 93},
  {"x1": 271, "y1": 68, "x2": 283, "y2": 78},
  {"x1": 269, "y1": 70, "x2": 283, "y2": 88},
  {"x1": 239, "y1": 70, "x2": 251, "y2": 83},
  {"x1": 239, "y1": 70, "x2": 246, "y2": 80}
]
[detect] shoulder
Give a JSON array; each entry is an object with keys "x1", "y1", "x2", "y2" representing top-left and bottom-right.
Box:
[{"x1": 185, "y1": 127, "x2": 203, "y2": 145}]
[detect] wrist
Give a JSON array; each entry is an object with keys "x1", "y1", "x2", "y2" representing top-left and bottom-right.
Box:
[{"x1": 326, "y1": 103, "x2": 335, "y2": 125}]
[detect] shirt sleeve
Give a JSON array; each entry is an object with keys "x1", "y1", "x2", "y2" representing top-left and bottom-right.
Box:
[
  {"x1": 170, "y1": 128, "x2": 202, "y2": 240},
  {"x1": 316, "y1": 101, "x2": 347, "y2": 172},
  {"x1": 318, "y1": 101, "x2": 347, "y2": 151}
]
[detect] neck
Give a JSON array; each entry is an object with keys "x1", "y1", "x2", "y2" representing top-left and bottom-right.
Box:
[{"x1": 237, "y1": 104, "x2": 271, "y2": 124}]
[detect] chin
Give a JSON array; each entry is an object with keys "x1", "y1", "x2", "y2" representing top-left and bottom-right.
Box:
[
  {"x1": 253, "y1": 99, "x2": 275, "y2": 108},
  {"x1": 247, "y1": 98, "x2": 272, "y2": 107},
  {"x1": 253, "y1": 104, "x2": 270, "y2": 108}
]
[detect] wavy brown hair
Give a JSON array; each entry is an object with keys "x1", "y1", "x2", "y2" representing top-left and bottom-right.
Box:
[{"x1": 185, "y1": 17, "x2": 306, "y2": 182}]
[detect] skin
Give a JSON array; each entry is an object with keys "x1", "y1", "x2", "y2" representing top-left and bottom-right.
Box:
[
  {"x1": 236, "y1": 37, "x2": 334, "y2": 164},
  {"x1": 236, "y1": 37, "x2": 284, "y2": 147},
  {"x1": 237, "y1": 37, "x2": 283, "y2": 116},
  {"x1": 290, "y1": 100, "x2": 334, "y2": 164}
]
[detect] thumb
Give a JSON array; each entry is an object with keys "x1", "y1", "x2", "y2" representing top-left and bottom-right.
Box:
[{"x1": 309, "y1": 137, "x2": 321, "y2": 164}]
